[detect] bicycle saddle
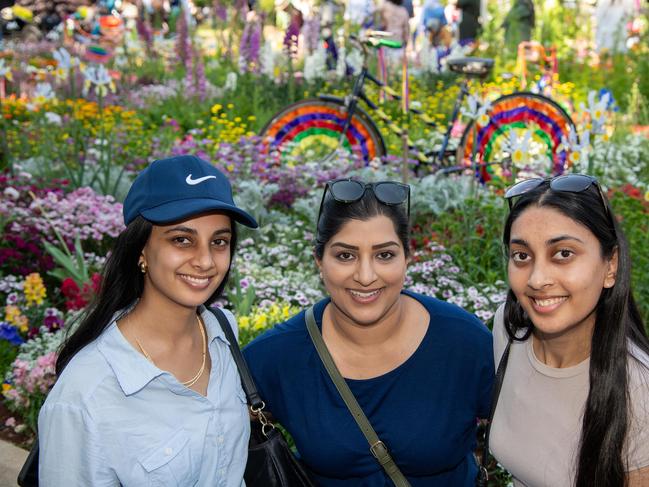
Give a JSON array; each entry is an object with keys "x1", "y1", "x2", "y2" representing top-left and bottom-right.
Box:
[{"x1": 447, "y1": 57, "x2": 494, "y2": 78}]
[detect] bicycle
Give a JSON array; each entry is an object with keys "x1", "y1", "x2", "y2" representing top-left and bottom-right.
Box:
[{"x1": 259, "y1": 31, "x2": 579, "y2": 182}]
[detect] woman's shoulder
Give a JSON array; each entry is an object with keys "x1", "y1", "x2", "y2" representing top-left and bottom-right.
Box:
[
  {"x1": 627, "y1": 342, "x2": 649, "y2": 470},
  {"x1": 44, "y1": 339, "x2": 115, "y2": 410},
  {"x1": 628, "y1": 342, "x2": 649, "y2": 390}
]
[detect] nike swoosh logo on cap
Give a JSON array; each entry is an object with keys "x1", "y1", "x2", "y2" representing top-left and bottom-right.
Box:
[{"x1": 186, "y1": 174, "x2": 217, "y2": 185}]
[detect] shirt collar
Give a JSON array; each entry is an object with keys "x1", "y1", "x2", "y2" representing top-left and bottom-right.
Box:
[{"x1": 97, "y1": 305, "x2": 231, "y2": 396}]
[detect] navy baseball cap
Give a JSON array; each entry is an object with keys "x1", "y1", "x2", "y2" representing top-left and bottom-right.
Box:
[{"x1": 123, "y1": 155, "x2": 258, "y2": 228}]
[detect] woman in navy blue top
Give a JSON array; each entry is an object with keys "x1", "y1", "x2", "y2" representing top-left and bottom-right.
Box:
[{"x1": 243, "y1": 179, "x2": 494, "y2": 486}]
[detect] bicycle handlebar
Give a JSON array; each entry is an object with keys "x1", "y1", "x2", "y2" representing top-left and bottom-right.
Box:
[{"x1": 349, "y1": 33, "x2": 404, "y2": 50}]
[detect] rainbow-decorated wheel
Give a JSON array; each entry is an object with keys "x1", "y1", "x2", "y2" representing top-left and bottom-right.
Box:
[
  {"x1": 259, "y1": 99, "x2": 385, "y2": 165},
  {"x1": 457, "y1": 92, "x2": 577, "y2": 183}
]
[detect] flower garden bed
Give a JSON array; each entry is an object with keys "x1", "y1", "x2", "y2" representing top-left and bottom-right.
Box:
[{"x1": 0, "y1": 11, "x2": 648, "y2": 487}]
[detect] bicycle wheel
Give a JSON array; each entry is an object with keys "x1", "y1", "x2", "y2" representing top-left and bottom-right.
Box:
[
  {"x1": 259, "y1": 98, "x2": 386, "y2": 166},
  {"x1": 457, "y1": 92, "x2": 577, "y2": 183}
]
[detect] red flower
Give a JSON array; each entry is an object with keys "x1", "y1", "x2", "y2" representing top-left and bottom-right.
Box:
[{"x1": 61, "y1": 278, "x2": 80, "y2": 298}]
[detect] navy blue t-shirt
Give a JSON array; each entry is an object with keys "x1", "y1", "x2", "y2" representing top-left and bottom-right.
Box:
[{"x1": 243, "y1": 291, "x2": 494, "y2": 486}]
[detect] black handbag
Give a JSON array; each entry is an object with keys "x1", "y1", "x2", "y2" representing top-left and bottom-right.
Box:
[
  {"x1": 17, "y1": 309, "x2": 314, "y2": 487},
  {"x1": 210, "y1": 307, "x2": 315, "y2": 487},
  {"x1": 476, "y1": 337, "x2": 512, "y2": 487}
]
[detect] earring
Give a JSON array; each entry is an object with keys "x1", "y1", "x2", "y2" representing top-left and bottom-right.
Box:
[
  {"x1": 139, "y1": 261, "x2": 148, "y2": 274},
  {"x1": 319, "y1": 271, "x2": 323, "y2": 280}
]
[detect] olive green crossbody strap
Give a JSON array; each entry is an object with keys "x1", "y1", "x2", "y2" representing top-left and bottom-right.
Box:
[{"x1": 305, "y1": 307, "x2": 412, "y2": 487}]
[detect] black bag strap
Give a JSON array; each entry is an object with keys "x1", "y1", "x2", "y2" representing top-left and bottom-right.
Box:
[
  {"x1": 477, "y1": 337, "x2": 512, "y2": 486},
  {"x1": 305, "y1": 307, "x2": 412, "y2": 487},
  {"x1": 17, "y1": 437, "x2": 38, "y2": 487},
  {"x1": 207, "y1": 307, "x2": 265, "y2": 411}
]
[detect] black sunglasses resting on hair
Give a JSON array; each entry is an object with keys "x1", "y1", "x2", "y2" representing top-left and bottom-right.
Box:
[
  {"x1": 317, "y1": 179, "x2": 411, "y2": 227},
  {"x1": 504, "y1": 174, "x2": 610, "y2": 219}
]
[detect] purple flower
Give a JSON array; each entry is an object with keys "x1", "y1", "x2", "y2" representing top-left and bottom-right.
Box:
[
  {"x1": 239, "y1": 17, "x2": 262, "y2": 72},
  {"x1": 43, "y1": 315, "x2": 64, "y2": 332}
]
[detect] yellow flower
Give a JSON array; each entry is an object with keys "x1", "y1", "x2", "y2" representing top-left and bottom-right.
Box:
[
  {"x1": 253, "y1": 314, "x2": 268, "y2": 330},
  {"x1": 5, "y1": 305, "x2": 21, "y2": 325},
  {"x1": 2, "y1": 383, "x2": 12, "y2": 392},
  {"x1": 268, "y1": 304, "x2": 279, "y2": 319},
  {"x1": 238, "y1": 316, "x2": 251, "y2": 330},
  {"x1": 282, "y1": 305, "x2": 291, "y2": 319},
  {"x1": 645, "y1": 191, "x2": 649, "y2": 202},
  {"x1": 512, "y1": 149, "x2": 525, "y2": 165},
  {"x1": 18, "y1": 317, "x2": 28, "y2": 333},
  {"x1": 211, "y1": 104, "x2": 222, "y2": 114},
  {"x1": 24, "y1": 272, "x2": 46, "y2": 306}
]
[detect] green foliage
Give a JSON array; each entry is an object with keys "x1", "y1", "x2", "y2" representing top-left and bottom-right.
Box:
[
  {"x1": 43, "y1": 237, "x2": 91, "y2": 288},
  {"x1": 610, "y1": 191, "x2": 649, "y2": 327},
  {"x1": 0, "y1": 340, "x2": 19, "y2": 381},
  {"x1": 414, "y1": 194, "x2": 507, "y2": 286},
  {"x1": 229, "y1": 267, "x2": 257, "y2": 317}
]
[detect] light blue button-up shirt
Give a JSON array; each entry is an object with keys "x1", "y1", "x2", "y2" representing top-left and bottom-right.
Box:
[{"x1": 38, "y1": 306, "x2": 249, "y2": 487}]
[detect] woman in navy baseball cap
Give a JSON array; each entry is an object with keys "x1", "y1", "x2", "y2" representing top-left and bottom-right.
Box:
[{"x1": 38, "y1": 155, "x2": 258, "y2": 486}]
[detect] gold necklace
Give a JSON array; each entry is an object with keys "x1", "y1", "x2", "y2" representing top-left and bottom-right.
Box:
[{"x1": 135, "y1": 315, "x2": 207, "y2": 388}]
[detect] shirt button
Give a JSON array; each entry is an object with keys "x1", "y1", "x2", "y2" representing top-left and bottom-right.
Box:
[
  {"x1": 164, "y1": 447, "x2": 173, "y2": 456},
  {"x1": 218, "y1": 436, "x2": 224, "y2": 444}
]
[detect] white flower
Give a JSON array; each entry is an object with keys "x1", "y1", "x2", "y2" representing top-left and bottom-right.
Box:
[
  {"x1": 259, "y1": 43, "x2": 276, "y2": 79},
  {"x1": 506, "y1": 130, "x2": 532, "y2": 167},
  {"x1": 335, "y1": 46, "x2": 346, "y2": 80},
  {"x1": 44, "y1": 112, "x2": 62, "y2": 125},
  {"x1": 346, "y1": 48, "x2": 363, "y2": 76},
  {"x1": 82, "y1": 64, "x2": 115, "y2": 96},
  {"x1": 53, "y1": 47, "x2": 72, "y2": 70},
  {"x1": 4, "y1": 187, "x2": 20, "y2": 200},
  {"x1": 0, "y1": 59, "x2": 12, "y2": 81},
  {"x1": 224, "y1": 72, "x2": 238, "y2": 92},
  {"x1": 34, "y1": 83, "x2": 56, "y2": 102},
  {"x1": 52, "y1": 47, "x2": 79, "y2": 81},
  {"x1": 559, "y1": 128, "x2": 591, "y2": 169},
  {"x1": 303, "y1": 45, "x2": 327, "y2": 84},
  {"x1": 580, "y1": 90, "x2": 609, "y2": 135},
  {"x1": 419, "y1": 40, "x2": 440, "y2": 75},
  {"x1": 461, "y1": 94, "x2": 492, "y2": 125}
]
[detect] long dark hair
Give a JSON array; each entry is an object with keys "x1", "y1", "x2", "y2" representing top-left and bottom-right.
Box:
[
  {"x1": 314, "y1": 188, "x2": 410, "y2": 259},
  {"x1": 56, "y1": 215, "x2": 238, "y2": 375},
  {"x1": 502, "y1": 183, "x2": 649, "y2": 487}
]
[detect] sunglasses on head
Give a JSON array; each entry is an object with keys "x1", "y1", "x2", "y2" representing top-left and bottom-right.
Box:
[
  {"x1": 316, "y1": 179, "x2": 411, "y2": 228},
  {"x1": 505, "y1": 174, "x2": 610, "y2": 219}
]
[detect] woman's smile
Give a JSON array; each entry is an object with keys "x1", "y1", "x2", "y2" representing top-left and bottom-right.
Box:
[
  {"x1": 178, "y1": 273, "x2": 215, "y2": 289},
  {"x1": 528, "y1": 295, "x2": 569, "y2": 313},
  {"x1": 347, "y1": 287, "x2": 384, "y2": 303}
]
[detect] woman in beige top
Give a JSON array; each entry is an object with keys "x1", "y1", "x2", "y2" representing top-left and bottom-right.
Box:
[{"x1": 490, "y1": 174, "x2": 649, "y2": 487}]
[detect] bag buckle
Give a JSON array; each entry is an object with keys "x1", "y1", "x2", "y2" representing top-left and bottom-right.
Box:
[
  {"x1": 369, "y1": 440, "x2": 388, "y2": 460},
  {"x1": 250, "y1": 402, "x2": 276, "y2": 438}
]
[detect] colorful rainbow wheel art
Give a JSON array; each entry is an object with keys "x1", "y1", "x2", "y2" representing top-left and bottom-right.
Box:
[
  {"x1": 259, "y1": 99, "x2": 385, "y2": 165},
  {"x1": 458, "y1": 93, "x2": 578, "y2": 182}
]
